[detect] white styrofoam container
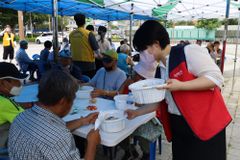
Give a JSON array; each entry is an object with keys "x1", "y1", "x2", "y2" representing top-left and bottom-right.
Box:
[
  {"x1": 113, "y1": 94, "x2": 128, "y2": 110},
  {"x1": 76, "y1": 86, "x2": 94, "y2": 99},
  {"x1": 128, "y1": 78, "x2": 166, "y2": 104},
  {"x1": 101, "y1": 111, "x2": 126, "y2": 133}
]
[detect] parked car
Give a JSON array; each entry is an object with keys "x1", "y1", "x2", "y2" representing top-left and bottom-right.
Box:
[{"x1": 35, "y1": 33, "x2": 65, "y2": 44}]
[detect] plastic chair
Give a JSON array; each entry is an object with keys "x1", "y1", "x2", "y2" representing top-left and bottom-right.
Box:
[
  {"x1": 150, "y1": 141, "x2": 156, "y2": 160},
  {"x1": 32, "y1": 54, "x2": 40, "y2": 60},
  {"x1": 0, "y1": 147, "x2": 8, "y2": 159}
]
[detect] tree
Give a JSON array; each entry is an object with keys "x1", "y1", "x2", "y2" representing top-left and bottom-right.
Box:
[
  {"x1": 58, "y1": 16, "x2": 68, "y2": 31},
  {"x1": 0, "y1": 8, "x2": 18, "y2": 29},
  {"x1": 223, "y1": 18, "x2": 238, "y2": 25},
  {"x1": 175, "y1": 21, "x2": 195, "y2": 26},
  {"x1": 158, "y1": 20, "x2": 174, "y2": 28},
  {"x1": 24, "y1": 13, "x2": 69, "y2": 32},
  {"x1": 24, "y1": 13, "x2": 49, "y2": 31},
  {"x1": 24, "y1": 13, "x2": 49, "y2": 26},
  {"x1": 195, "y1": 18, "x2": 221, "y2": 30}
]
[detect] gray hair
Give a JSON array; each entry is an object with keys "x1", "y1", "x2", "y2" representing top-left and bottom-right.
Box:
[
  {"x1": 37, "y1": 69, "x2": 78, "y2": 106},
  {"x1": 120, "y1": 44, "x2": 130, "y2": 53}
]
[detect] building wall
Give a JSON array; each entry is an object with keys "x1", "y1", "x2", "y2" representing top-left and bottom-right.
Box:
[{"x1": 166, "y1": 28, "x2": 215, "y2": 41}]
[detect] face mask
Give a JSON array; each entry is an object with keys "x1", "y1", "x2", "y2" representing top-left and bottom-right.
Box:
[
  {"x1": 140, "y1": 50, "x2": 158, "y2": 68},
  {"x1": 10, "y1": 86, "x2": 23, "y2": 96}
]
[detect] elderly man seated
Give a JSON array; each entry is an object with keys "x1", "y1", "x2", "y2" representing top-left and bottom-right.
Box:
[
  {"x1": 0, "y1": 62, "x2": 26, "y2": 154},
  {"x1": 88, "y1": 50, "x2": 127, "y2": 99},
  {"x1": 57, "y1": 49, "x2": 82, "y2": 81},
  {"x1": 40, "y1": 40, "x2": 52, "y2": 62},
  {"x1": 8, "y1": 70, "x2": 100, "y2": 160},
  {"x1": 16, "y1": 40, "x2": 39, "y2": 81},
  {"x1": 49, "y1": 49, "x2": 89, "y2": 83},
  {"x1": 117, "y1": 44, "x2": 134, "y2": 75}
]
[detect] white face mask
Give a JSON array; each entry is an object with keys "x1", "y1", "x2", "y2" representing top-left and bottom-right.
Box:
[
  {"x1": 135, "y1": 50, "x2": 159, "y2": 79},
  {"x1": 140, "y1": 50, "x2": 159, "y2": 68},
  {"x1": 10, "y1": 86, "x2": 23, "y2": 96}
]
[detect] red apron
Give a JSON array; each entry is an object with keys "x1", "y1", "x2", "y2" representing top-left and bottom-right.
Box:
[{"x1": 157, "y1": 45, "x2": 232, "y2": 141}]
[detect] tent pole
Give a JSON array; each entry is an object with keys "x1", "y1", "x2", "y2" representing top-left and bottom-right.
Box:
[
  {"x1": 221, "y1": 0, "x2": 230, "y2": 73},
  {"x1": 129, "y1": 14, "x2": 133, "y2": 49},
  {"x1": 30, "y1": 12, "x2": 33, "y2": 38},
  {"x1": 107, "y1": 21, "x2": 110, "y2": 38},
  {"x1": 129, "y1": 3, "x2": 134, "y2": 51},
  {"x1": 129, "y1": 3, "x2": 134, "y2": 78},
  {"x1": 231, "y1": 11, "x2": 240, "y2": 92},
  {"x1": 61, "y1": 15, "x2": 64, "y2": 41},
  {"x1": 52, "y1": 0, "x2": 59, "y2": 61}
]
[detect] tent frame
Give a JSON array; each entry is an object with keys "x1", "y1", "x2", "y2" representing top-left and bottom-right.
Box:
[{"x1": 52, "y1": 0, "x2": 59, "y2": 60}]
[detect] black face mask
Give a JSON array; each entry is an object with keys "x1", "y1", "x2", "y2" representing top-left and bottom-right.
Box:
[{"x1": 104, "y1": 66, "x2": 113, "y2": 72}]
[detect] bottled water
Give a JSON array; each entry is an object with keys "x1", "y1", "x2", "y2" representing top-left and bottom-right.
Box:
[{"x1": 126, "y1": 92, "x2": 134, "y2": 107}]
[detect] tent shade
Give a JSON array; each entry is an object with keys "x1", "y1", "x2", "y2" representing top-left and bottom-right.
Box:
[
  {"x1": 77, "y1": 0, "x2": 104, "y2": 6},
  {"x1": 83, "y1": 0, "x2": 240, "y2": 21},
  {"x1": 152, "y1": 0, "x2": 178, "y2": 19},
  {"x1": 0, "y1": 0, "x2": 155, "y2": 21}
]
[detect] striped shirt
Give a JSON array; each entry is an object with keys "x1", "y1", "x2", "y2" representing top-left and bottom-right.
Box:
[{"x1": 8, "y1": 105, "x2": 81, "y2": 160}]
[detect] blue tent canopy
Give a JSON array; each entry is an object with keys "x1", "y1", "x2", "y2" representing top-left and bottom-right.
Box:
[{"x1": 0, "y1": 0, "x2": 155, "y2": 21}]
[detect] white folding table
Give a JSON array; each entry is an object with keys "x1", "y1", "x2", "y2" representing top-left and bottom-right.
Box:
[
  {"x1": 63, "y1": 98, "x2": 155, "y2": 147},
  {"x1": 63, "y1": 98, "x2": 156, "y2": 160}
]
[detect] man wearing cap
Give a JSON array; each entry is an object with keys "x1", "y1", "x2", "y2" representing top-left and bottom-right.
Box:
[
  {"x1": 16, "y1": 40, "x2": 39, "y2": 81},
  {"x1": 0, "y1": 25, "x2": 15, "y2": 63},
  {"x1": 0, "y1": 62, "x2": 26, "y2": 152},
  {"x1": 57, "y1": 49, "x2": 82, "y2": 81},
  {"x1": 89, "y1": 50, "x2": 127, "y2": 99}
]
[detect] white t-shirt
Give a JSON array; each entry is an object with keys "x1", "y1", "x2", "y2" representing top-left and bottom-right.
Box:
[
  {"x1": 96, "y1": 35, "x2": 112, "y2": 53},
  {"x1": 160, "y1": 44, "x2": 224, "y2": 115},
  {"x1": 90, "y1": 67, "x2": 127, "y2": 91}
]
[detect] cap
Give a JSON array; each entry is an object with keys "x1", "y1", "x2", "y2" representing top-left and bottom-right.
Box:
[
  {"x1": 102, "y1": 50, "x2": 118, "y2": 60},
  {"x1": 59, "y1": 49, "x2": 72, "y2": 58},
  {"x1": 12, "y1": 84, "x2": 38, "y2": 103},
  {"x1": 0, "y1": 62, "x2": 28, "y2": 80},
  {"x1": 19, "y1": 40, "x2": 28, "y2": 48}
]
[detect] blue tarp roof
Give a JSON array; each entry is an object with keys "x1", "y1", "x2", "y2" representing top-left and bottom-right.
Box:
[{"x1": 0, "y1": 0, "x2": 156, "y2": 21}]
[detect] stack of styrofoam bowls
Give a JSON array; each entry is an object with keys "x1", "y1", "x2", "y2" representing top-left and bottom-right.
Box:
[
  {"x1": 101, "y1": 110, "x2": 126, "y2": 133},
  {"x1": 76, "y1": 86, "x2": 94, "y2": 99},
  {"x1": 129, "y1": 78, "x2": 166, "y2": 104},
  {"x1": 114, "y1": 94, "x2": 128, "y2": 110}
]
